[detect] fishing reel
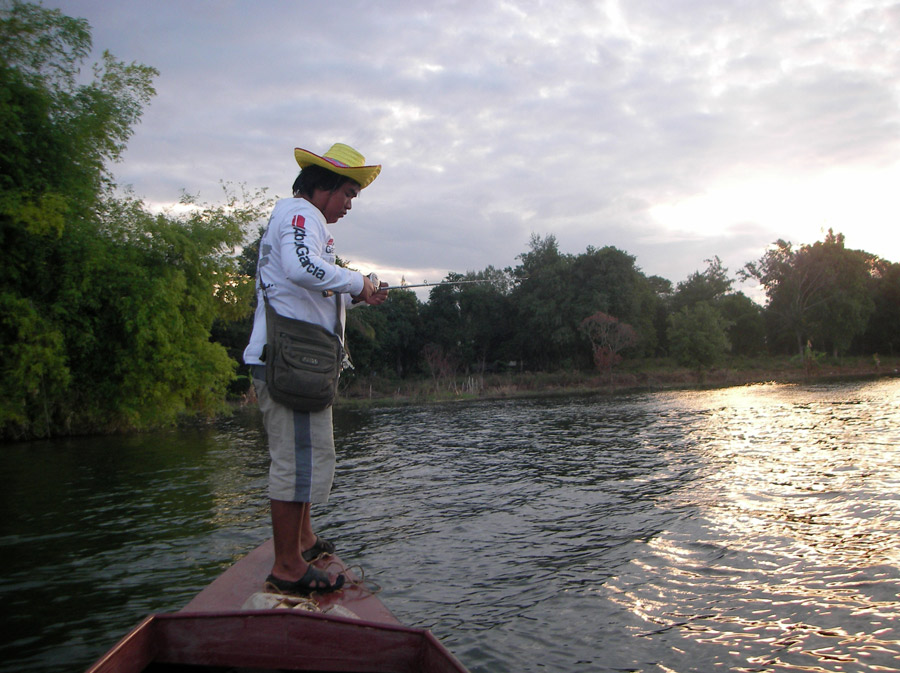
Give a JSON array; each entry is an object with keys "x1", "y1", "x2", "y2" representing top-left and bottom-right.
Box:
[{"x1": 322, "y1": 272, "x2": 382, "y2": 299}]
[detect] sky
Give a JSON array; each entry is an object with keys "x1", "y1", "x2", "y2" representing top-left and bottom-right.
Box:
[{"x1": 40, "y1": 0, "x2": 900, "y2": 298}]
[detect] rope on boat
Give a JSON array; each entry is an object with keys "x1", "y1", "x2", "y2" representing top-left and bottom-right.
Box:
[
  {"x1": 324, "y1": 559, "x2": 383, "y2": 596},
  {"x1": 247, "y1": 560, "x2": 381, "y2": 621},
  {"x1": 255, "y1": 586, "x2": 321, "y2": 612},
  {"x1": 255, "y1": 558, "x2": 382, "y2": 607}
]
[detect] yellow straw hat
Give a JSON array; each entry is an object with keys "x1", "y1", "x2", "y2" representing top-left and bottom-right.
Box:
[{"x1": 294, "y1": 143, "x2": 381, "y2": 189}]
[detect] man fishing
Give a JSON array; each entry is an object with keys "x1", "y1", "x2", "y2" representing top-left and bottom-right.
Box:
[{"x1": 243, "y1": 143, "x2": 388, "y2": 596}]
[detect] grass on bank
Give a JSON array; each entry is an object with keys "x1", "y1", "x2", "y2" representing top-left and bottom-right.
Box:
[{"x1": 328, "y1": 354, "x2": 900, "y2": 408}]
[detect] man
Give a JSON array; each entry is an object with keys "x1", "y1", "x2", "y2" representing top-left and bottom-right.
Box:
[{"x1": 243, "y1": 143, "x2": 387, "y2": 595}]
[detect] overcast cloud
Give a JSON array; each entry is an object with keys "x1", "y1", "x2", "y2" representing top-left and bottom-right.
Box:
[{"x1": 41, "y1": 0, "x2": 900, "y2": 295}]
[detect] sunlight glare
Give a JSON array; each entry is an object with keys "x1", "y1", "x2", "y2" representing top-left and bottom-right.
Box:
[{"x1": 648, "y1": 163, "x2": 900, "y2": 261}]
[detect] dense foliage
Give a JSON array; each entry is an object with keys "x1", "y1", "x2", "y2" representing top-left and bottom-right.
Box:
[
  {"x1": 0, "y1": 2, "x2": 267, "y2": 439},
  {"x1": 3, "y1": 2, "x2": 897, "y2": 440},
  {"x1": 332, "y1": 232, "x2": 896, "y2": 390}
]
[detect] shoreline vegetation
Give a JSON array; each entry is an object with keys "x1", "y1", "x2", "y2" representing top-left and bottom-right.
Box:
[
  {"x1": 239, "y1": 355, "x2": 900, "y2": 412},
  {"x1": 5, "y1": 4, "x2": 899, "y2": 442}
]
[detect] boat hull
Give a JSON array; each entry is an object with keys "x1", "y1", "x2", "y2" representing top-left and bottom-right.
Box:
[
  {"x1": 86, "y1": 610, "x2": 469, "y2": 673},
  {"x1": 85, "y1": 539, "x2": 470, "y2": 672}
]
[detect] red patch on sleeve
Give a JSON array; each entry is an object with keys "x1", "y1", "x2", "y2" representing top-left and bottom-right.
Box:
[{"x1": 291, "y1": 215, "x2": 306, "y2": 229}]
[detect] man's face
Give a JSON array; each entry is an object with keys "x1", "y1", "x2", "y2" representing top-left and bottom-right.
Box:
[{"x1": 314, "y1": 181, "x2": 360, "y2": 224}]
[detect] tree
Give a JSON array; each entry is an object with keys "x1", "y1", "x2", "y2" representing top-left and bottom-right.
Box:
[
  {"x1": 860, "y1": 260, "x2": 900, "y2": 356},
  {"x1": 348, "y1": 288, "x2": 424, "y2": 379},
  {"x1": 422, "y1": 343, "x2": 457, "y2": 392},
  {"x1": 741, "y1": 231, "x2": 875, "y2": 357},
  {"x1": 0, "y1": 3, "x2": 267, "y2": 438},
  {"x1": 510, "y1": 235, "x2": 659, "y2": 370},
  {"x1": 671, "y1": 256, "x2": 733, "y2": 313},
  {"x1": 669, "y1": 258, "x2": 765, "y2": 357},
  {"x1": 571, "y1": 246, "x2": 659, "y2": 358},
  {"x1": 456, "y1": 267, "x2": 515, "y2": 374},
  {"x1": 416, "y1": 268, "x2": 516, "y2": 380},
  {"x1": 19, "y1": 186, "x2": 266, "y2": 437},
  {"x1": 419, "y1": 272, "x2": 466, "y2": 370},
  {"x1": 668, "y1": 301, "x2": 731, "y2": 370},
  {"x1": 647, "y1": 275, "x2": 674, "y2": 356},
  {"x1": 377, "y1": 289, "x2": 424, "y2": 377},
  {"x1": 509, "y1": 234, "x2": 574, "y2": 369},
  {"x1": 580, "y1": 312, "x2": 638, "y2": 383},
  {"x1": 209, "y1": 224, "x2": 265, "y2": 396},
  {"x1": 741, "y1": 239, "x2": 830, "y2": 356},
  {"x1": 802, "y1": 231, "x2": 875, "y2": 357},
  {"x1": 717, "y1": 292, "x2": 765, "y2": 356},
  {"x1": 0, "y1": 1, "x2": 157, "y2": 211}
]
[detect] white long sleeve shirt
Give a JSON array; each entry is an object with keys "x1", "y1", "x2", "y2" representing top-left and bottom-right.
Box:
[{"x1": 242, "y1": 197, "x2": 365, "y2": 366}]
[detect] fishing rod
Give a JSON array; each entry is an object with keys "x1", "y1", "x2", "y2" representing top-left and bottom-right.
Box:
[
  {"x1": 381, "y1": 279, "x2": 493, "y2": 291},
  {"x1": 322, "y1": 277, "x2": 495, "y2": 297}
]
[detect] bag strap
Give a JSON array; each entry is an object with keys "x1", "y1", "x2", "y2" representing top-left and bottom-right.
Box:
[
  {"x1": 256, "y1": 228, "x2": 343, "y2": 338},
  {"x1": 333, "y1": 290, "x2": 343, "y2": 339},
  {"x1": 261, "y1": 282, "x2": 343, "y2": 339}
]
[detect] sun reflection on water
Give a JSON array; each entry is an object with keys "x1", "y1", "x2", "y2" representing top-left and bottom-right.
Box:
[{"x1": 605, "y1": 380, "x2": 900, "y2": 672}]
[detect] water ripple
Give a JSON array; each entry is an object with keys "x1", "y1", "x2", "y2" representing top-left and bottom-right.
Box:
[{"x1": 2, "y1": 379, "x2": 900, "y2": 672}]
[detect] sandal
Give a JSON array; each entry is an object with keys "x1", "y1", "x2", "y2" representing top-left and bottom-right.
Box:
[
  {"x1": 302, "y1": 536, "x2": 336, "y2": 562},
  {"x1": 265, "y1": 565, "x2": 345, "y2": 596}
]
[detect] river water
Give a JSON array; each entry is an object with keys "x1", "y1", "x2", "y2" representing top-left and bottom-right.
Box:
[{"x1": 2, "y1": 378, "x2": 899, "y2": 672}]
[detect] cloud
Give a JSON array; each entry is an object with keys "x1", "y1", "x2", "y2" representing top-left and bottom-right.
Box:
[{"x1": 43, "y1": 0, "x2": 900, "y2": 289}]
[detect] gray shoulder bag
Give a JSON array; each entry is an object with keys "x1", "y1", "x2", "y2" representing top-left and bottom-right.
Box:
[{"x1": 262, "y1": 288, "x2": 343, "y2": 412}]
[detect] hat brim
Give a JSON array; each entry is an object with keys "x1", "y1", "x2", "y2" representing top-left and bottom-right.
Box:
[{"x1": 294, "y1": 148, "x2": 381, "y2": 189}]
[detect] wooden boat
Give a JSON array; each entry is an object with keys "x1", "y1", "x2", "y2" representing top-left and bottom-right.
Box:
[{"x1": 85, "y1": 539, "x2": 470, "y2": 673}]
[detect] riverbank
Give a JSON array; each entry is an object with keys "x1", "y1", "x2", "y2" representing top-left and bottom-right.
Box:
[{"x1": 333, "y1": 354, "x2": 900, "y2": 408}]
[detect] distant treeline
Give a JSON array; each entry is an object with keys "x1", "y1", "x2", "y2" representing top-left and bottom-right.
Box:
[
  {"x1": 2, "y1": 2, "x2": 898, "y2": 440},
  {"x1": 272, "y1": 229, "x2": 897, "y2": 396}
]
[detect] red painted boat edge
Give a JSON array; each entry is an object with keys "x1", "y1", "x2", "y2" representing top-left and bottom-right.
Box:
[
  {"x1": 85, "y1": 610, "x2": 471, "y2": 673},
  {"x1": 84, "y1": 538, "x2": 472, "y2": 672},
  {"x1": 83, "y1": 615, "x2": 157, "y2": 673}
]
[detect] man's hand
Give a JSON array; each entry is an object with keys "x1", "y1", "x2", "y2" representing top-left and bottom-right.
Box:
[
  {"x1": 366, "y1": 280, "x2": 389, "y2": 305},
  {"x1": 352, "y1": 273, "x2": 389, "y2": 305}
]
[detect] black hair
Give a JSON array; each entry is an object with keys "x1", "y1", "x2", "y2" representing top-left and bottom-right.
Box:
[{"x1": 292, "y1": 165, "x2": 360, "y2": 197}]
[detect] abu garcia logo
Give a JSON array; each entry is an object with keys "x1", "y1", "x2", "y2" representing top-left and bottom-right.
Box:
[{"x1": 291, "y1": 217, "x2": 326, "y2": 280}]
